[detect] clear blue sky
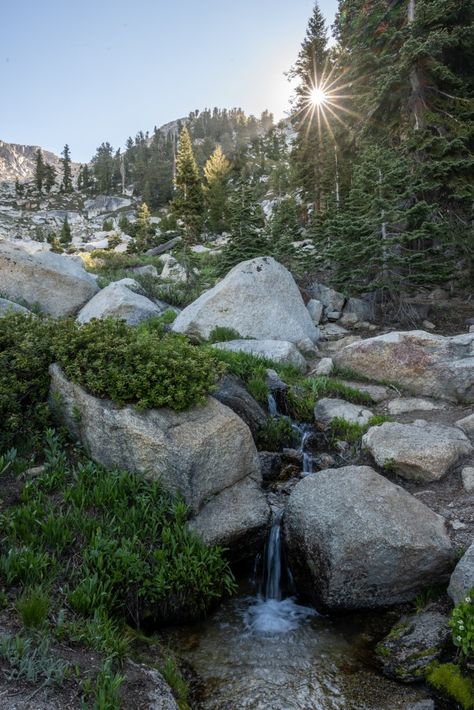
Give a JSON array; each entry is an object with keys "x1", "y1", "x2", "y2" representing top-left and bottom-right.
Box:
[{"x1": 2, "y1": 0, "x2": 338, "y2": 162}]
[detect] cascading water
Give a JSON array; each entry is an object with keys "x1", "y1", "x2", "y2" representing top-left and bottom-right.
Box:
[
  {"x1": 245, "y1": 508, "x2": 316, "y2": 634},
  {"x1": 294, "y1": 423, "x2": 315, "y2": 475}
]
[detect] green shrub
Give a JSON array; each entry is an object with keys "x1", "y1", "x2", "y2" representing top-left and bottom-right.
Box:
[
  {"x1": 427, "y1": 663, "x2": 474, "y2": 709},
  {"x1": 208, "y1": 326, "x2": 242, "y2": 343},
  {"x1": 449, "y1": 589, "x2": 474, "y2": 659},
  {"x1": 102, "y1": 219, "x2": 114, "y2": 232},
  {"x1": 52, "y1": 319, "x2": 223, "y2": 411},
  {"x1": 256, "y1": 417, "x2": 294, "y2": 451},
  {"x1": 16, "y1": 586, "x2": 50, "y2": 629},
  {"x1": 0, "y1": 313, "x2": 56, "y2": 450}
]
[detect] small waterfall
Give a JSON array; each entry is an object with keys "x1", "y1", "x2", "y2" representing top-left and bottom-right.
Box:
[
  {"x1": 267, "y1": 393, "x2": 278, "y2": 418},
  {"x1": 293, "y1": 423, "x2": 315, "y2": 475},
  {"x1": 263, "y1": 509, "x2": 283, "y2": 601}
]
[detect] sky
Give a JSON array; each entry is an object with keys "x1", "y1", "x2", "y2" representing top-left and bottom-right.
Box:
[{"x1": 1, "y1": 0, "x2": 338, "y2": 162}]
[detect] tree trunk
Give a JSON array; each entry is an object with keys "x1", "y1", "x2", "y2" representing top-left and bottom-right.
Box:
[{"x1": 408, "y1": 0, "x2": 425, "y2": 130}]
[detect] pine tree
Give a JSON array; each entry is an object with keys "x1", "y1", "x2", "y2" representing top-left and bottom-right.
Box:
[
  {"x1": 34, "y1": 150, "x2": 45, "y2": 193},
  {"x1": 219, "y1": 181, "x2": 268, "y2": 274},
  {"x1": 290, "y1": 2, "x2": 334, "y2": 211},
  {"x1": 265, "y1": 196, "x2": 299, "y2": 269},
  {"x1": 15, "y1": 179, "x2": 24, "y2": 197},
  {"x1": 172, "y1": 127, "x2": 204, "y2": 242},
  {"x1": 203, "y1": 145, "x2": 231, "y2": 233},
  {"x1": 59, "y1": 216, "x2": 72, "y2": 245},
  {"x1": 44, "y1": 164, "x2": 57, "y2": 193},
  {"x1": 60, "y1": 144, "x2": 73, "y2": 193},
  {"x1": 92, "y1": 143, "x2": 115, "y2": 193},
  {"x1": 128, "y1": 202, "x2": 153, "y2": 253}
]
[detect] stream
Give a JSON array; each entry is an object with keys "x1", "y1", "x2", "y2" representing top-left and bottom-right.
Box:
[{"x1": 163, "y1": 412, "x2": 435, "y2": 709}]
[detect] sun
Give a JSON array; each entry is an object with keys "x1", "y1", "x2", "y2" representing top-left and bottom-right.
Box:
[{"x1": 310, "y1": 87, "x2": 327, "y2": 106}]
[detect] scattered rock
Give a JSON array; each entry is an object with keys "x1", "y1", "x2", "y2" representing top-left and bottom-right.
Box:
[
  {"x1": 76, "y1": 282, "x2": 163, "y2": 325},
  {"x1": 334, "y1": 330, "x2": 474, "y2": 403},
  {"x1": 314, "y1": 398, "x2": 374, "y2": 426},
  {"x1": 319, "y1": 323, "x2": 349, "y2": 340},
  {"x1": 312, "y1": 357, "x2": 334, "y2": 376},
  {"x1": 387, "y1": 398, "x2": 446, "y2": 416},
  {"x1": 160, "y1": 255, "x2": 187, "y2": 283},
  {"x1": 306, "y1": 299, "x2": 323, "y2": 324},
  {"x1": 462, "y1": 466, "x2": 474, "y2": 493},
  {"x1": 326, "y1": 310, "x2": 342, "y2": 322},
  {"x1": 341, "y1": 297, "x2": 374, "y2": 324},
  {"x1": 213, "y1": 374, "x2": 267, "y2": 437},
  {"x1": 212, "y1": 339, "x2": 306, "y2": 371},
  {"x1": 423, "y1": 320, "x2": 436, "y2": 331},
  {"x1": 339, "y1": 381, "x2": 392, "y2": 403},
  {"x1": 455, "y1": 413, "x2": 474, "y2": 436},
  {"x1": 284, "y1": 465, "x2": 454, "y2": 610},
  {"x1": 448, "y1": 542, "x2": 474, "y2": 605},
  {"x1": 172, "y1": 257, "x2": 319, "y2": 348},
  {"x1": 0, "y1": 240, "x2": 99, "y2": 316},
  {"x1": 49, "y1": 365, "x2": 267, "y2": 555},
  {"x1": 309, "y1": 282, "x2": 345, "y2": 313},
  {"x1": 376, "y1": 607, "x2": 450, "y2": 683},
  {"x1": 145, "y1": 236, "x2": 181, "y2": 256},
  {"x1": 129, "y1": 264, "x2": 159, "y2": 278},
  {"x1": 363, "y1": 420, "x2": 473, "y2": 482}
]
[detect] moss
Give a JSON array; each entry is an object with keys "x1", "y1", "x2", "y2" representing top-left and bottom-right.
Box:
[
  {"x1": 375, "y1": 643, "x2": 392, "y2": 657},
  {"x1": 427, "y1": 663, "x2": 474, "y2": 710}
]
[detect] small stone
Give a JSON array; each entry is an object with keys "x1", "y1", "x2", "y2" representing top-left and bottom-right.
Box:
[
  {"x1": 462, "y1": 466, "x2": 474, "y2": 492},
  {"x1": 388, "y1": 397, "x2": 445, "y2": 416},
  {"x1": 312, "y1": 357, "x2": 334, "y2": 376},
  {"x1": 314, "y1": 398, "x2": 374, "y2": 427},
  {"x1": 422, "y1": 320, "x2": 436, "y2": 330},
  {"x1": 451, "y1": 519, "x2": 466, "y2": 530},
  {"x1": 306, "y1": 299, "x2": 323, "y2": 324},
  {"x1": 456, "y1": 413, "x2": 474, "y2": 436},
  {"x1": 326, "y1": 310, "x2": 342, "y2": 322},
  {"x1": 469, "y1": 325, "x2": 474, "y2": 333}
]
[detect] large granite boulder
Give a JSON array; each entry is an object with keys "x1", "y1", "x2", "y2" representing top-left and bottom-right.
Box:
[
  {"x1": 212, "y1": 339, "x2": 307, "y2": 371},
  {"x1": 0, "y1": 240, "x2": 99, "y2": 317},
  {"x1": 334, "y1": 330, "x2": 474, "y2": 403},
  {"x1": 362, "y1": 420, "x2": 472, "y2": 482},
  {"x1": 284, "y1": 466, "x2": 454, "y2": 610},
  {"x1": 172, "y1": 257, "x2": 319, "y2": 348},
  {"x1": 0, "y1": 297, "x2": 31, "y2": 317},
  {"x1": 49, "y1": 365, "x2": 269, "y2": 552},
  {"x1": 76, "y1": 281, "x2": 163, "y2": 325},
  {"x1": 84, "y1": 195, "x2": 132, "y2": 218},
  {"x1": 448, "y1": 543, "x2": 474, "y2": 605}
]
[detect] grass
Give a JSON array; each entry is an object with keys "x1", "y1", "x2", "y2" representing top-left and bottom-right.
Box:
[
  {"x1": 256, "y1": 417, "x2": 295, "y2": 452},
  {"x1": 287, "y1": 376, "x2": 374, "y2": 422},
  {"x1": 160, "y1": 657, "x2": 191, "y2": 710},
  {"x1": 16, "y1": 587, "x2": 50, "y2": 629},
  {"x1": 427, "y1": 663, "x2": 474, "y2": 710},
  {"x1": 329, "y1": 415, "x2": 391, "y2": 444}
]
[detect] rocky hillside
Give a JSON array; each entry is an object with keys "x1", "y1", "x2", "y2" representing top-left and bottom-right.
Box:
[{"x1": 0, "y1": 139, "x2": 68, "y2": 183}]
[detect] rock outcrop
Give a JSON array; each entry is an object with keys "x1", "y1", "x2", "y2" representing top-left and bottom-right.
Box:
[
  {"x1": 284, "y1": 465, "x2": 454, "y2": 610},
  {"x1": 212, "y1": 374, "x2": 267, "y2": 437},
  {"x1": 314, "y1": 398, "x2": 374, "y2": 426},
  {"x1": 49, "y1": 365, "x2": 269, "y2": 553},
  {"x1": 172, "y1": 257, "x2": 319, "y2": 348},
  {"x1": 334, "y1": 330, "x2": 474, "y2": 403},
  {"x1": 212, "y1": 339, "x2": 307, "y2": 371},
  {"x1": 0, "y1": 240, "x2": 99, "y2": 316},
  {"x1": 76, "y1": 281, "x2": 163, "y2": 325},
  {"x1": 362, "y1": 420, "x2": 472, "y2": 482}
]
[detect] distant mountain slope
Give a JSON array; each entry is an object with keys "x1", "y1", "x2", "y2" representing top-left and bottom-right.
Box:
[{"x1": 0, "y1": 140, "x2": 65, "y2": 183}]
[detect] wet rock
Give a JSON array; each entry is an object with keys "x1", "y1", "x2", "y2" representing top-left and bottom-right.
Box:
[
  {"x1": 314, "y1": 398, "x2": 374, "y2": 426},
  {"x1": 334, "y1": 330, "x2": 474, "y2": 403},
  {"x1": 0, "y1": 240, "x2": 99, "y2": 316},
  {"x1": 284, "y1": 465, "x2": 454, "y2": 610},
  {"x1": 76, "y1": 282, "x2": 163, "y2": 325},
  {"x1": 212, "y1": 339, "x2": 307, "y2": 371},
  {"x1": 213, "y1": 374, "x2": 267, "y2": 437},
  {"x1": 259, "y1": 452, "x2": 283, "y2": 482},
  {"x1": 362, "y1": 420, "x2": 473, "y2": 482},
  {"x1": 172, "y1": 257, "x2": 319, "y2": 348},
  {"x1": 448, "y1": 542, "x2": 474, "y2": 605},
  {"x1": 376, "y1": 607, "x2": 450, "y2": 682},
  {"x1": 387, "y1": 398, "x2": 446, "y2": 415}
]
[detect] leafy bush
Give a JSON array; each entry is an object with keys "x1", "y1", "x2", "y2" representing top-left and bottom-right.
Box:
[
  {"x1": 449, "y1": 589, "x2": 474, "y2": 659},
  {"x1": 256, "y1": 417, "x2": 294, "y2": 451},
  {"x1": 52, "y1": 319, "x2": 223, "y2": 411},
  {"x1": 427, "y1": 663, "x2": 474, "y2": 710},
  {"x1": 0, "y1": 313, "x2": 56, "y2": 450}
]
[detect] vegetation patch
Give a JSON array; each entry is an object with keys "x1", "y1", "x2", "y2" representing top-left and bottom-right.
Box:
[{"x1": 427, "y1": 663, "x2": 474, "y2": 710}]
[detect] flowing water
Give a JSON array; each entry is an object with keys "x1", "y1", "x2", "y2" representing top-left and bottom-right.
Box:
[{"x1": 164, "y1": 509, "x2": 433, "y2": 709}]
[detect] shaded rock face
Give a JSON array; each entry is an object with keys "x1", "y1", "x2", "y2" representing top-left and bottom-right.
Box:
[
  {"x1": 362, "y1": 420, "x2": 472, "y2": 482},
  {"x1": 308, "y1": 282, "x2": 345, "y2": 313},
  {"x1": 172, "y1": 257, "x2": 319, "y2": 348},
  {"x1": 49, "y1": 365, "x2": 269, "y2": 554},
  {"x1": 212, "y1": 339, "x2": 307, "y2": 371},
  {"x1": 76, "y1": 282, "x2": 163, "y2": 325},
  {"x1": 314, "y1": 397, "x2": 374, "y2": 426},
  {"x1": 334, "y1": 330, "x2": 474, "y2": 403},
  {"x1": 0, "y1": 297, "x2": 31, "y2": 317},
  {"x1": 84, "y1": 195, "x2": 132, "y2": 218},
  {"x1": 376, "y1": 607, "x2": 450, "y2": 683},
  {"x1": 448, "y1": 543, "x2": 474, "y2": 605},
  {"x1": 284, "y1": 466, "x2": 454, "y2": 610},
  {"x1": 0, "y1": 240, "x2": 99, "y2": 317},
  {"x1": 212, "y1": 374, "x2": 267, "y2": 437}
]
